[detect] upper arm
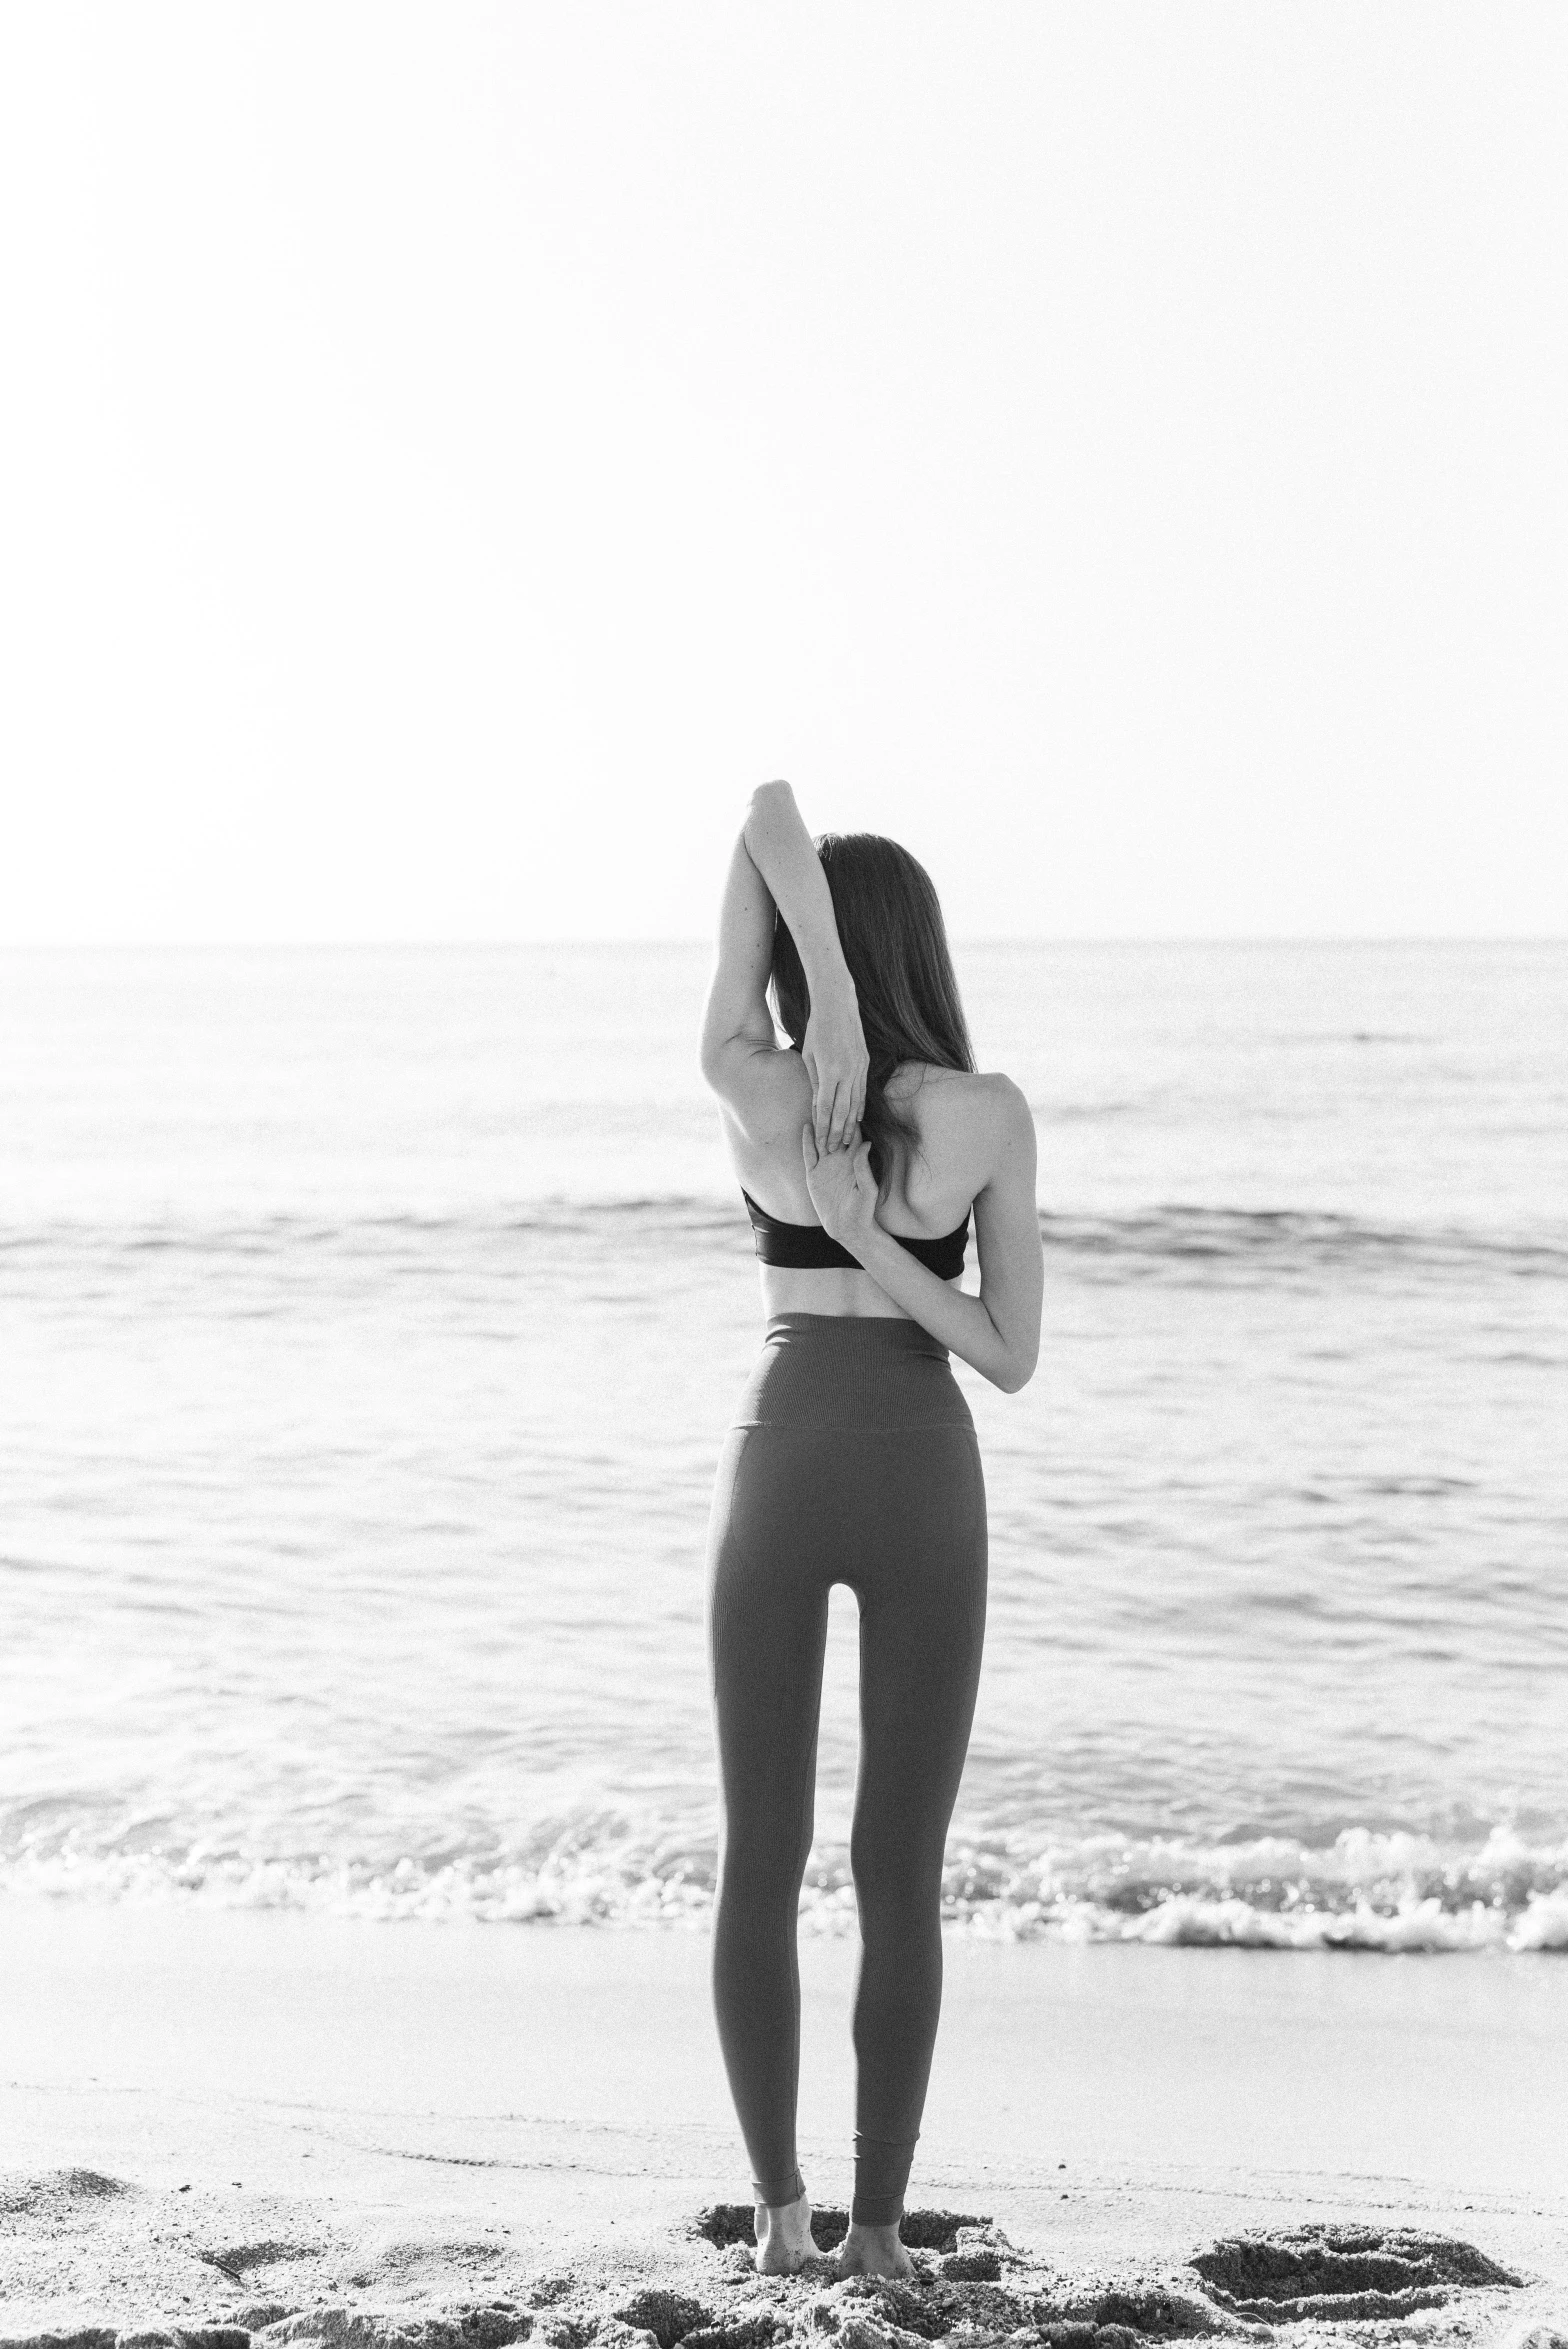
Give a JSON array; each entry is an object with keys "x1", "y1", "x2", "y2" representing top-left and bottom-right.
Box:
[
  {"x1": 972, "y1": 1077, "x2": 1043, "y2": 1383},
  {"x1": 699, "y1": 833, "x2": 796, "y2": 1130}
]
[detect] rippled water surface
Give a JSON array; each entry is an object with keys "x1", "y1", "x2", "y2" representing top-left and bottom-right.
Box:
[{"x1": 2, "y1": 943, "x2": 1565, "y2": 1948}]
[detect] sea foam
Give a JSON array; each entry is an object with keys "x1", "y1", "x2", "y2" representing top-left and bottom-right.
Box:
[{"x1": 5, "y1": 1819, "x2": 1566, "y2": 1951}]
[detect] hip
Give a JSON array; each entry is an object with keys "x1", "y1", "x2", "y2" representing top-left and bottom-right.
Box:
[{"x1": 731, "y1": 1312, "x2": 977, "y2": 1435}]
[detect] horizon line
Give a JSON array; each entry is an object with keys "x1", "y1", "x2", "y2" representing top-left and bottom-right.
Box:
[{"x1": 1, "y1": 932, "x2": 1564, "y2": 953}]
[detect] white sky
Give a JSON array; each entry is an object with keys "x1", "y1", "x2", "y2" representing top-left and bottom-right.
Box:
[{"x1": 3, "y1": 4, "x2": 1564, "y2": 944}]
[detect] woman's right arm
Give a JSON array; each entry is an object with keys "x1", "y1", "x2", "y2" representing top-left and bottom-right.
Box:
[
  {"x1": 801, "y1": 1076, "x2": 1043, "y2": 1390},
  {"x1": 699, "y1": 783, "x2": 868, "y2": 1148}
]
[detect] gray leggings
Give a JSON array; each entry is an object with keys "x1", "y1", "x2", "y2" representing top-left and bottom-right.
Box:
[{"x1": 706, "y1": 1313, "x2": 988, "y2": 2227}]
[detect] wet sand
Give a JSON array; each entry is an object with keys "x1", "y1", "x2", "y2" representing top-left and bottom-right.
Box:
[{"x1": 2, "y1": 1901, "x2": 1565, "y2": 2343}]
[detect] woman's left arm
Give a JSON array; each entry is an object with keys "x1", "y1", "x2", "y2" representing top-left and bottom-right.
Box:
[{"x1": 801, "y1": 1078, "x2": 1042, "y2": 1392}]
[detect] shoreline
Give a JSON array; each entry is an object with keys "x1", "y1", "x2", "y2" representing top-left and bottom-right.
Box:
[{"x1": 2, "y1": 1899, "x2": 1565, "y2": 2338}]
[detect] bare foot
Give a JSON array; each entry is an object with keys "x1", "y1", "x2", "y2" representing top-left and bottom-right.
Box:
[
  {"x1": 833, "y1": 2220, "x2": 914, "y2": 2280},
  {"x1": 754, "y1": 2188, "x2": 821, "y2": 2275}
]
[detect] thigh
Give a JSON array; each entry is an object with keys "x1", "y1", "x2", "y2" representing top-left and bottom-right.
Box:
[
  {"x1": 707, "y1": 1427, "x2": 833, "y2": 1861},
  {"x1": 852, "y1": 1428, "x2": 988, "y2": 1863}
]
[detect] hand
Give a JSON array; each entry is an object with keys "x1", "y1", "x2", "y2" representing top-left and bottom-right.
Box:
[
  {"x1": 802, "y1": 983, "x2": 869, "y2": 1151},
  {"x1": 801, "y1": 1123, "x2": 879, "y2": 1252}
]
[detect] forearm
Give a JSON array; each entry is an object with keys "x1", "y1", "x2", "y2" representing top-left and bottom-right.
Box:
[
  {"x1": 741, "y1": 783, "x2": 853, "y2": 1000},
  {"x1": 853, "y1": 1226, "x2": 1027, "y2": 1392}
]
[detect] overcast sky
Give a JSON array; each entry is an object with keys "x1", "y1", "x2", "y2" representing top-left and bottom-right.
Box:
[{"x1": 4, "y1": 4, "x2": 1564, "y2": 944}]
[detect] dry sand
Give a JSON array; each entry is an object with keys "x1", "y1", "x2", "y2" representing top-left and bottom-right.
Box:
[{"x1": 2, "y1": 1901, "x2": 1564, "y2": 2349}]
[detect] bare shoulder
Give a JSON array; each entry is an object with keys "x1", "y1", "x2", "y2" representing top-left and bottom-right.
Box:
[
  {"x1": 966, "y1": 1070, "x2": 1035, "y2": 1185},
  {"x1": 969, "y1": 1068, "x2": 1032, "y2": 1119},
  {"x1": 982, "y1": 1069, "x2": 1034, "y2": 1134},
  {"x1": 894, "y1": 1062, "x2": 1028, "y2": 1122},
  {"x1": 712, "y1": 1040, "x2": 813, "y2": 1148},
  {"x1": 893, "y1": 1065, "x2": 1035, "y2": 1189}
]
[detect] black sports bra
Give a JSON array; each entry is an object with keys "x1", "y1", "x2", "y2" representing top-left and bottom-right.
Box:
[{"x1": 741, "y1": 1189, "x2": 969, "y2": 1281}]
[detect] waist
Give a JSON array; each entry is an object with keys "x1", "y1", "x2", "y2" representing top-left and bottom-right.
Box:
[
  {"x1": 733, "y1": 1313, "x2": 976, "y2": 1432},
  {"x1": 759, "y1": 1263, "x2": 960, "y2": 1320}
]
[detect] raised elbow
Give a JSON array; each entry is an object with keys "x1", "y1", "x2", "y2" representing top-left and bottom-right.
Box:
[
  {"x1": 990, "y1": 1353, "x2": 1036, "y2": 1395},
  {"x1": 743, "y1": 780, "x2": 791, "y2": 837}
]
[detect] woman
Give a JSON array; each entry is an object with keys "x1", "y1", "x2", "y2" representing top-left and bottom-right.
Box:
[{"x1": 700, "y1": 781, "x2": 1042, "y2": 2279}]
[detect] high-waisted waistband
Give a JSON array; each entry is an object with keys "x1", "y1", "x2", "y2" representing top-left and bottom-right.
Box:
[{"x1": 732, "y1": 1312, "x2": 975, "y2": 1432}]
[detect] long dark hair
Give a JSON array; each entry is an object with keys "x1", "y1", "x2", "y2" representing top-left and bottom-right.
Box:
[{"x1": 771, "y1": 832, "x2": 976, "y2": 1191}]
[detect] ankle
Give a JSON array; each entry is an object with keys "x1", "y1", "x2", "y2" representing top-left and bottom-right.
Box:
[
  {"x1": 753, "y1": 2188, "x2": 816, "y2": 2275},
  {"x1": 833, "y1": 2218, "x2": 911, "y2": 2279},
  {"x1": 755, "y1": 2186, "x2": 810, "y2": 2227}
]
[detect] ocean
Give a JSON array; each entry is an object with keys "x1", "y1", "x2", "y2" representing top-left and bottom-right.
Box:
[{"x1": 2, "y1": 941, "x2": 1565, "y2": 1952}]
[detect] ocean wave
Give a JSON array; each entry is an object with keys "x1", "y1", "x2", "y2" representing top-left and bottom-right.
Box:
[
  {"x1": 0, "y1": 1199, "x2": 743, "y2": 1258},
  {"x1": 5, "y1": 1821, "x2": 1566, "y2": 1952},
  {"x1": 3, "y1": 1200, "x2": 1564, "y2": 1277},
  {"x1": 1036, "y1": 1208, "x2": 1568, "y2": 1277},
  {"x1": 915, "y1": 1820, "x2": 1568, "y2": 1950}
]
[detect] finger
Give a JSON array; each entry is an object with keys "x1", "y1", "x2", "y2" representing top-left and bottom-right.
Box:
[
  {"x1": 801, "y1": 1122, "x2": 818, "y2": 1169},
  {"x1": 837, "y1": 1092, "x2": 858, "y2": 1152},
  {"x1": 814, "y1": 1082, "x2": 835, "y2": 1153},
  {"x1": 836, "y1": 1089, "x2": 858, "y2": 1151},
  {"x1": 827, "y1": 1081, "x2": 851, "y2": 1152}
]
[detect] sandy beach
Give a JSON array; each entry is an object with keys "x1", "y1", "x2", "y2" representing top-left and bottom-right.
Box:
[
  {"x1": 8, "y1": 0, "x2": 1568, "y2": 2340},
  {"x1": 3, "y1": 1901, "x2": 1564, "y2": 2346}
]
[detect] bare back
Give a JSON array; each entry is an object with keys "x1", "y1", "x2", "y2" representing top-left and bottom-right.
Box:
[
  {"x1": 700, "y1": 797, "x2": 1041, "y2": 1382},
  {"x1": 718, "y1": 1053, "x2": 1020, "y2": 1321}
]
